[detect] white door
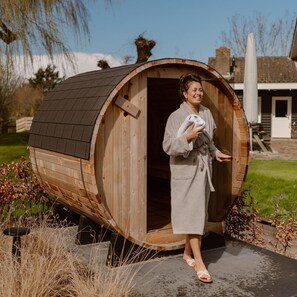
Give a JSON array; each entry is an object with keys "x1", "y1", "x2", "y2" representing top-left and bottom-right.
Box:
[{"x1": 271, "y1": 97, "x2": 291, "y2": 138}]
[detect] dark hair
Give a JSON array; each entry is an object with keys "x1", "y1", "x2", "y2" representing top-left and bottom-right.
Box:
[{"x1": 179, "y1": 74, "x2": 202, "y2": 101}]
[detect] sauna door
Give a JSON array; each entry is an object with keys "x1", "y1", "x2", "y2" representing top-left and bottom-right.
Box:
[{"x1": 146, "y1": 78, "x2": 180, "y2": 232}]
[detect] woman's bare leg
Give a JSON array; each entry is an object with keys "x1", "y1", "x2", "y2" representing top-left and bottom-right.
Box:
[
  {"x1": 183, "y1": 235, "x2": 192, "y2": 257},
  {"x1": 188, "y1": 234, "x2": 206, "y2": 271},
  {"x1": 189, "y1": 234, "x2": 212, "y2": 282},
  {"x1": 183, "y1": 235, "x2": 195, "y2": 267}
]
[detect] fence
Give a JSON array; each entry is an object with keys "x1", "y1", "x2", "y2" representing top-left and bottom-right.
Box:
[{"x1": 16, "y1": 117, "x2": 33, "y2": 132}]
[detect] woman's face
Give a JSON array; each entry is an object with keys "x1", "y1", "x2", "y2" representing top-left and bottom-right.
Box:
[{"x1": 183, "y1": 81, "x2": 203, "y2": 106}]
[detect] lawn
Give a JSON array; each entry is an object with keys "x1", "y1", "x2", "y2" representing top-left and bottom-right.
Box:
[
  {"x1": 0, "y1": 132, "x2": 30, "y2": 163},
  {"x1": 244, "y1": 160, "x2": 297, "y2": 220}
]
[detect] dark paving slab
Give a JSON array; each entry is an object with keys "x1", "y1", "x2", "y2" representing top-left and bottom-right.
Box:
[
  {"x1": 130, "y1": 238, "x2": 297, "y2": 297},
  {"x1": 63, "y1": 226, "x2": 297, "y2": 297}
]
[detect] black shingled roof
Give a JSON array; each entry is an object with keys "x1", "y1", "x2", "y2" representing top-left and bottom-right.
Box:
[{"x1": 29, "y1": 63, "x2": 142, "y2": 159}]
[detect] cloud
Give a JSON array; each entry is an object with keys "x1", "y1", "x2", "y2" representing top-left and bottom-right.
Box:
[{"x1": 15, "y1": 52, "x2": 123, "y2": 80}]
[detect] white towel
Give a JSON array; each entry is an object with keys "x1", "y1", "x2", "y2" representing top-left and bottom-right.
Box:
[
  {"x1": 177, "y1": 114, "x2": 206, "y2": 137},
  {"x1": 177, "y1": 114, "x2": 206, "y2": 158}
]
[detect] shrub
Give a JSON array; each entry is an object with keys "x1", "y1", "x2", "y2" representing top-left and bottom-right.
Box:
[
  {"x1": 0, "y1": 157, "x2": 51, "y2": 219},
  {"x1": 225, "y1": 188, "x2": 297, "y2": 259},
  {"x1": 224, "y1": 187, "x2": 262, "y2": 243}
]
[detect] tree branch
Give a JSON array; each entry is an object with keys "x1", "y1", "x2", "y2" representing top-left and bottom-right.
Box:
[{"x1": 0, "y1": 20, "x2": 18, "y2": 44}]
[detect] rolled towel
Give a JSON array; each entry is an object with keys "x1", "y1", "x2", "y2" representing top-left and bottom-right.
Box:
[
  {"x1": 177, "y1": 114, "x2": 205, "y2": 158},
  {"x1": 177, "y1": 114, "x2": 206, "y2": 137}
]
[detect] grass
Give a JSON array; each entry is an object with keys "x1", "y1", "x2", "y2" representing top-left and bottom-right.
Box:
[
  {"x1": 244, "y1": 160, "x2": 297, "y2": 220},
  {"x1": 247, "y1": 160, "x2": 297, "y2": 181},
  {"x1": 0, "y1": 132, "x2": 30, "y2": 164}
]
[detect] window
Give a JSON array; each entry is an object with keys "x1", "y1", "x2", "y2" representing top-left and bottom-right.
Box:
[{"x1": 275, "y1": 100, "x2": 288, "y2": 117}]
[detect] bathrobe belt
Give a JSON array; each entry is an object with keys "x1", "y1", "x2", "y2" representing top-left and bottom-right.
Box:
[{"x1": 193, "y1": 144, "x2": 215, "y2": 192}]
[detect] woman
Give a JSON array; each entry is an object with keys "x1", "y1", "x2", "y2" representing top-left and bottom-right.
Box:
[{"x1": 162, "y1": 74, "x2": 231, "y2": 283}]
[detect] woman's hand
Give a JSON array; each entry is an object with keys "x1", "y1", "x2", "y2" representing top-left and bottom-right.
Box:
[
  {"x1": 215, "y1": 151, "x2": 232, "y2": 162},
  {"x1": 185, "y1": 123, "x2": 205, "y2": 142}
]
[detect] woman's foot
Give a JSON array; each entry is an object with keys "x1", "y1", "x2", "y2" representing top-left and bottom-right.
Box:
[
  {"x1": 196, "y1": 269, "x2": 213, "y2": 283},
  {"x1": 183, "y1": 254, "x2": 196, "y2": 268},
  {"x1": 194, "y1": 261, "x2": 213, "y2": 282}
]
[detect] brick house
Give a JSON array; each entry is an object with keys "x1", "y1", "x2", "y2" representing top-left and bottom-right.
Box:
[{"x1": 208, "y1": 46, "x2": 297, "y2": 139}]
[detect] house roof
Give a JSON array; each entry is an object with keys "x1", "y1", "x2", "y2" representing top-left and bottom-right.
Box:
[
  {"x1": 208, "y1": 55, "x2": 297, "y2": 84},
  {"x1": 28, "y1": 63, "x2": 142, "y2": 159}
]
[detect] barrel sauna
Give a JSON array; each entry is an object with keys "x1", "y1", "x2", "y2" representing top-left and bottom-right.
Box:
[{"x1": 28, "y1": 58, "x2": 249, "y2": 250}]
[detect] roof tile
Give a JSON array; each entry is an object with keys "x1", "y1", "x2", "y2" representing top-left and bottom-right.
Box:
[
  {"x1": 56, "y1": 138, "x2": 67, "y2": 154},
  {"x1": 54, "y1": 110, "x2": 66, "y2": 123},
  {"x1": 72, "y1": 125, "x2": 85, "y2": 141},
  {"x1": 46, "y1": 123, "x2": 56, "y2": 137},
  {"x1": 75, "y1": 141, "x2": 90, "y2": 159},
  {"x1": 81, "y1": 126, "x2": 94, "y2": 142},
  {"x1": 54, "y1": 124, "x2": 63, "y2": 138},
  {"x1": 65, "y1": 139, "x2": 77, "y2": 156},
  {"x1": 61, "y1": 125, "x2": 74, "y2": 139}
]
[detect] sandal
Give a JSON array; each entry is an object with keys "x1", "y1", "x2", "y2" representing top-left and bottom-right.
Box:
[
  {"x1": 196, "y1": 269, "x2": 213, "y2": 283},
  {"x1": 183, "y1": 256, "x2": 196, "y2": 268}
]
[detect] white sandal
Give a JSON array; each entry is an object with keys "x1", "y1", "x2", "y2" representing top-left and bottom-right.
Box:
[
  {"x1": 196, "y1": 269, "x2": 213, "y2": 283},
  {"x1": 183, "y1": 256, "x2": 196, "y2": 268}
]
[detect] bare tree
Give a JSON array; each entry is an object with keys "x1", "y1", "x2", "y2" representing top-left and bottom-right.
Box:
[
  {"x1": 220, "y1": 12, "x2": 296, "y2": 56},
  {"x1": 0, "y1": 0, "x2": 91, "y2": 66},
  {"x1": 96, "y1": 34, "x2": 156, "y2": 70},
  {"x1": 122, "y1": 55, "x2": 134, "y2": 65},
  {"x1": 135, "y1": 34, "x2": 156, "y2": 63},
  {"x1": 97, "y1": 59, "x2": 111, "y2": 69}
]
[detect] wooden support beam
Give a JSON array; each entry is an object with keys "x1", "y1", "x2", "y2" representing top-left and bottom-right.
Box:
[
  {"x1": 114, "y1": 95, "x2": 140, "y2": 118},
  {"x1": 253, "y1": 134, "x2": 268, "y2": 152}
]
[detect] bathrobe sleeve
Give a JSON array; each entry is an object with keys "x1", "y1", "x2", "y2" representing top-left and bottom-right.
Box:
[{"x1": 162, "y1": 112, "x2": 193, "y2": 157}]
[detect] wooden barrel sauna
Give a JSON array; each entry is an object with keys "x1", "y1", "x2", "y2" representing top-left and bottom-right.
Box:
[{"x1": 28, "y1": 58, "x2": 249, "y2": 251}]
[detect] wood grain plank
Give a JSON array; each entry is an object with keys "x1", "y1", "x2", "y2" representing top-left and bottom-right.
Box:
[
  {"x1": 114, "y1": 95, "x2": 140, "y2": 118},
  {"x1": 119, "y1": 84, "x2": 131, "y2": 235},
  {"x1": 112, "y1": 98, "x2": 122, "y2": 227}
]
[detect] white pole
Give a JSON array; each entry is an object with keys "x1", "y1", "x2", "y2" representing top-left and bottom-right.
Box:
[{"x1": 249, "y1": 125, "x2": 253, "y2": 151}]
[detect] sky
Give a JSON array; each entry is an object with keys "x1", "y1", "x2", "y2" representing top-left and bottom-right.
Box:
[{"x1": 19, "y1": 0, "x2": 297, "y2": 79}]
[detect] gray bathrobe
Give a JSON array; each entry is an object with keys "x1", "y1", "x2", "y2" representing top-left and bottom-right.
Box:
[{"x1": 163, "y1": 102, "x2": 219, "y2": 235}]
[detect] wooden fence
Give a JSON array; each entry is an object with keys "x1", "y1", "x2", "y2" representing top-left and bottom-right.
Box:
[{"x1": 16, "y1": 117, "x2": 33, "y2": 132}]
